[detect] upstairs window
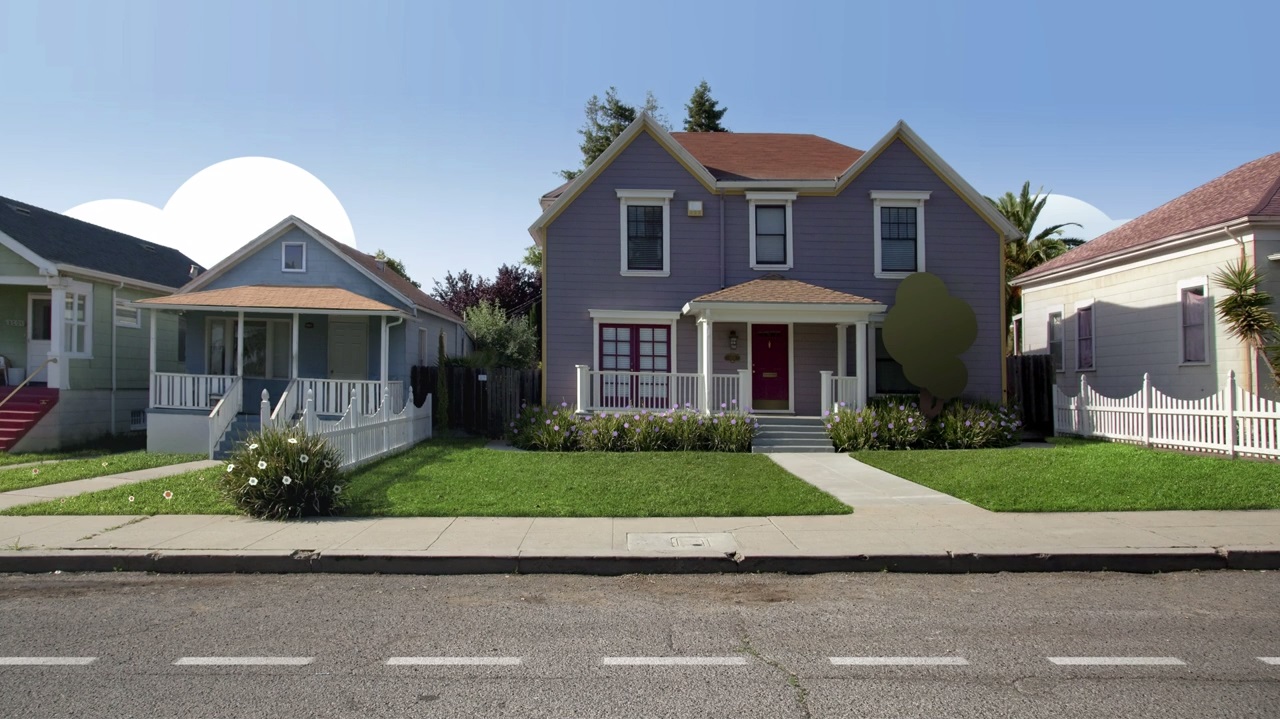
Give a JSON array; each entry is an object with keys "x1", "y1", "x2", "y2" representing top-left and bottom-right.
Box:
[
  {"x1": 282, "y1": 242, "x2": 307, "y2": 272},
  {"x1": 1047, "y1": 310, "x2": 1064, "y2": 372},
  {"x1": 1180, "y1": 280, "x2": 1208, "y2": 364},
  {"x1": 871, "y1": 191, "x2": 930, "y2": 278},
  {"x1": 748, "y1": 192, "x2": 796, "y2": 270},
  {"x1": 617, "y1": 190, "x2": 673, "y2": 276}
]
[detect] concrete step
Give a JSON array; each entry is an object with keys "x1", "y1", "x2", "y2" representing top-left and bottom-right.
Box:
[
  {"x1": 755, "y1": 428, "x2": 830, "y2": 438},
  {"x1": 752, "y1": 437, "x2": 835, "y2": 451},
  {"x1": 752, "y1": 444, "x2": 835, "y2": 454},
  {"x1": 753, "y1": 416, "x2": 825, "y2": 427}
]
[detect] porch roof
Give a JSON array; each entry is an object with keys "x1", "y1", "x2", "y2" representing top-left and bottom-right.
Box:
[
  {"x1": 682, "y1": 275, "x2": 886, "y2": 322},
  {"x1": 135, "y1": 285, "x2": 404, "y2": 314}
]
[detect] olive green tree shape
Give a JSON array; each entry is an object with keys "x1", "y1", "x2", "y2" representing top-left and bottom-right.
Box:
[{"x1": 881, "y1": 273, "x2": 978, "y2": 417}]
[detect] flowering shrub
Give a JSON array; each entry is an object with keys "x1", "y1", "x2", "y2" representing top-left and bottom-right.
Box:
[
  {"x1": 824, "y1": 398, "x2": 1020, "y2": 451},
  {"x1": 508, "y1": 402, "x2": 758, "y2": 452},
  {"x1": 220, "y1": 426, "x2": 347, "y2": 519}
]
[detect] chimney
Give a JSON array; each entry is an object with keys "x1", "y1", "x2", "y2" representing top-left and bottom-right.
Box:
[
  {"x1": 189, "y1": 264, "x2": 201, "y2": 279},
  {"x1": 375, "y1": 260, "x2": 386, "y2": 272}
]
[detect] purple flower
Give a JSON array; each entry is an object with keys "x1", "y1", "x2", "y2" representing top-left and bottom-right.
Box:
[
  {"x1": 965, "y1": 420, "x2": 972, "y2": 427},
  {"x1": 561, "y1": 401, "x2": 568, "y2": 408},
  {"x1": 826, "y1": 424, "x2": 832, "y2": 429},
  {"x1": 907, "y1": 417, "x2": 914, "y2": 424},
  {"x1": 888, "y1": 423, "x2": 895, "y2": 429},
  {"x1": 856, "y1": 416, "x2": 863, "y2": 423},
  {"x1": 731, "y1": 419, "x2": 738, "y2": 425},
  {"x1": 823, "y1": 410, "x2": 830, "y2": 417},
  {"x1": 898, "y1": 405, "x2": 905, "y2": 411},
  {"x1": 833, "y1": 416, "x2": 840, "y2": 423},
  {"x1": 634, "y1": 414, "x2": 641, "y2": 420},
  {"x1": 730, "y1": 399, "x2": 737, "y2": 405},
  {"x1": 592, "y1": 429, "x2": 599, "y2": 435},
  {"x1": 624, "y1": 422, "x2": 630, "y2": 429},
  {"x1": 667, "y1": 418, "x2": 674, "y2": 423},
  {"x1": 871, "y1": 432, "x2": 878, "y2": 439},
  {"x1": 611, "y1": 431, "x2": 618, "y2": 437},
  {"x1": 553, "y1": 425, "x2": 560, "y2": 431},
  {"x1": 978, "y1": 422, "x2": 985, "y2": 428},
  {"x1": 545, "y1": 419, "x2": 551, "y2": 425},
  {"x1": 509, "y1": 422, "x2": 515, "y2": 427},
  {"x1": 552, "y1": 410, "x2": 559, "y2": 417}
]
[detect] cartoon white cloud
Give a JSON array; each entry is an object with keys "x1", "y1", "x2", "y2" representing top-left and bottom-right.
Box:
[
  {"x1": 65, "y1": 157, "x2": 356, "y2": 267},
  {"x1": 1033, "y1": 194, "x2": 1129, "y2": 242}
]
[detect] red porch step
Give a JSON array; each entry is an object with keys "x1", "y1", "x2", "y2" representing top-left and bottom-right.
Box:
[{"x1": 0, "y1": 387, "x2": 59, "y2": 451}]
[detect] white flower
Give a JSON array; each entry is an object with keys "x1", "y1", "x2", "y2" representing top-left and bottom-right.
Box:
[
  {"x1": 248, "y1": 477, "x2": 259, "y2": 486},
  {"x1": 249, "y1": 443, "x2": 259, "y2": 450},
  {"x1": 257, "y1": 460, "x2": 267, "y2": 470},
  {"x1": 282, "y1": 476, "x2": 292, "y2": 485},
  {"x1": 127, "y1": 496, "x2": 134, "y2": 503},
  {"x1": 300, "y1": 454, "x2": 309, "y2": 464},
  {"x1": 162, "y1": 491, "x2": 173, "y2": 500},
  {"x1": 287, "y1": 437, "x2": 298, "y2": 444},
  {"x1": 333, "y1": 485, "x2": 342, "y2": 494},
  {"x1": 226, "y1": 464, "x2": 235, "y2": 472}
]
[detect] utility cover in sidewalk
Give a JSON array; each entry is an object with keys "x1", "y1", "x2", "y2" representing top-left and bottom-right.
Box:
[{"x1": 627, "y1": 533, "x2": 737, "y2": 552}]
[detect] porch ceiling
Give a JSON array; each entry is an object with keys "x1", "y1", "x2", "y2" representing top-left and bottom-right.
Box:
[{"x1": 135, "y1": 285, "x2": 404, "y2": 315}]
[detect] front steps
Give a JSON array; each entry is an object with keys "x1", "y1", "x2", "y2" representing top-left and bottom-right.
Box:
[
  {"x1": 0, "y1": 387, "x2": 59, "y2": 451},
  {"x1": 213, "y1": 414, "x2": 262, "y2": 460},
  {"x1": 751, "y1": 415, "x2": 834, "y2": 453}
]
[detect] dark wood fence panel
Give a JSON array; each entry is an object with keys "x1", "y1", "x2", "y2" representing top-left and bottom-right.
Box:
[
  {"x1": 417, "y1": 366, "x2": 542, "y2": 437},
  {"x1": 1007, "y1": 354, "x2": 1055, "y2": 435}
]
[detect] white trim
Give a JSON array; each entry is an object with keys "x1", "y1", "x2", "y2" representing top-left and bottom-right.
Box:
[
  {"x1": 1046, "y1": 305, "x2": 1065, "y2": 374},
  {"x1": 1018, "y1": 237, "x2": 1240, "y2": 292},
  {"x1": 113, "y1": 298, "x2": 142, "y2": 328},
  {"x1": 745, "y1": 321, "x2": 795, "y2": 414},
  {"x1": 59, "y1": 280, "x2": 92, "y2": 359},
  {"x1": 1177, "y1": 276, "x2": 1211, "y2": 367},
  {"x1": 0, "y1": 275, "x2": 47, "y2": 285},
  {"x1": 0, "y1": 228, "x2": 56, "y2": 275},
  {"x1": 54, "y1": 264, "x2": 180, "y2": 294},
  {"x1": 135, "y1": 302, "x2": 402, "y2": 317},
  {"x1": 1074, "y1": 299, "x2": 1095, "y2": 372},
  {"x1": 281, "y1": 241, "x2": 307, "y2": 273},
  {"x1": 872, "y1": 192, "x2": 927, "y2": 279},
  {"x1": 747, "y1": 192, "x2": 796, "y2": 271},
  {"x1": 618, "y1": 192, "x2": 671, "y2": 277},
  {"x1": 588, "y1": 309, "x2": 682, "y2": 321},
  {"x1": 1010, "y1": 312, "x2": 1024, "y2": 356},
  {"x1": 590, "y1": 312, "x2": 679, "y2": 375},
  {"x1": 682, "y1": 301, "x2": 885, "y2": 325}
]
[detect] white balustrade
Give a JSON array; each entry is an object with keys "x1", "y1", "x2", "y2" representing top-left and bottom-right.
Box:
[
  {"x1": 153, "y1": 373, "x2": 235, "y2": 409},
  {"x1": 579, "y1": 370, "x2": 741, "y2": 413}
]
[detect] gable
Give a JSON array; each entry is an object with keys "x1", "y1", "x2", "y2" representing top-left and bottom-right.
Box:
[
  {"x1": 0, "y1": 241, "x2": 39, "y2": 276},
  {"x1": 197, "y1": 226, "x2": 411, "y2": 311}
]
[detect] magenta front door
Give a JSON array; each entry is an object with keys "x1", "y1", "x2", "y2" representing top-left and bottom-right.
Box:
[{"x1": 751, "y1": 324, "x2": 789, "y2": 411}]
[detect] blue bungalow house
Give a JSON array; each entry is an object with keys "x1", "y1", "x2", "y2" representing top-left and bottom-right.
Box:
[{"x1": 139, "y1": 216, "x2": 469, "y2": 456}]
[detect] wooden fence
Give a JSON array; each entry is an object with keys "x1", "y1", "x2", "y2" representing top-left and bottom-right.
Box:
[
  {"x1": 1007, "y1": 354, "x2": 1055, "y2": 435},
  {"x1": 1054, "y1": 371, "x2": 1280, "y2": 459},
  {"x1": 418, "y1": 366, "x2": 542, "y2": 437}
]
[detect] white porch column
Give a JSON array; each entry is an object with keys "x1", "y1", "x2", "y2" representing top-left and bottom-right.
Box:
[
  {"x1": 820, "y1": 370, "x2": 833, "y2": 415},
  {"x1": 855, "y1": 320, "x2": 869, "y2": 409},
  {"x1": 697, "y1": 316, "x2": 713, "y2": 414},
  {"x1": 737, "y1": 368, "x2": 751, "y2": 411},
  {"x1": 291, "y1": 312, "x2": 300, "y2": 379},
  {"x1": 48, "y1": 285, "x2": 66, "y2": 389},
  {"x1": 148, "y1": 309, "x2": 157, "y2": 405},
  {"x1": 836, "y1": 323, "x2": 849, "y2": 379},
  {"x1": 575, "y1": 364, "x2": 590, "y2": 411},
  {"x1": 235, "y1": 310, "x2": 245, "y2": 377},
  {"x1": 379, "y1": 315, "x2": 389, "y2": 395}
]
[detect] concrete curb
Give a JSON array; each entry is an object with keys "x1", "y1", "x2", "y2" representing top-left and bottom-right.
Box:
[{"x1": 1, "y1": 548, "x2": 1276, "y2": 575}]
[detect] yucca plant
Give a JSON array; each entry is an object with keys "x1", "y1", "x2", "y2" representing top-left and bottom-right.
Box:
[
  {"x1": 1212, "y1": 259, "x2": 1280, "y2": 390},
  {"x1": 220, "y1": 426, "x2": 347, "y2": 519}
]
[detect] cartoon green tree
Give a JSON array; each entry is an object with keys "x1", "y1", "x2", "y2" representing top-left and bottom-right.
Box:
[{"x1": 881, "y1": 273, "x2": 978, "y2": 417}]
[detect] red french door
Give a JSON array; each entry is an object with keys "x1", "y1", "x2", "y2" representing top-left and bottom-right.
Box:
[
  {"x1": 751, "y1": 324, "x2": 789, "y2": 411},
  {"x1": 598, "y1": 324, "x2": 671, "y2": 409}
]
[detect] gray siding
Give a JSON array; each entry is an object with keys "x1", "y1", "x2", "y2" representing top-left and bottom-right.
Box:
[{"x1": 544, "y1": 131, "x2": 1004, "y2": 407}]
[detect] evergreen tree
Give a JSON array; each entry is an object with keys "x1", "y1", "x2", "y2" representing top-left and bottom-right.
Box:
[
  {"x1": 683, "y1": 80, "x2": 728, "y2": 132},
  {"x1": 559, "y1": 87, "x2": 667, "y2": 180}
]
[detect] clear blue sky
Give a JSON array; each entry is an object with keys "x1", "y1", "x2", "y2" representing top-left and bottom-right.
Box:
[{"x1": 0, "y1": 0, "x2": 1276, "y2": 286}]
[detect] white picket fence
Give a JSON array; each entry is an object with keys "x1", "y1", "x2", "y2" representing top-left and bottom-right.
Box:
[
  {"x1": 1054, "y1": 371, "x2": 1280, "y2": 459},
  {"x1": 258, "y1": 385, "x2": 432, "y2": 470}
]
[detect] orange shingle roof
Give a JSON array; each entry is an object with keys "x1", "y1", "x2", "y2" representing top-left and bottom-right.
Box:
[
  {"x1": 670, "y1": 132, "x2": 864, "y2": 181},
  {"x1": 1017, "y1": 152, "x2": 1280, "y2": 282},
  {"x1": 692, "y1": 276, "x2": 878, "y2": 305},
  {"x1": 137, "y1": 286, "x2": 400, "y2": 312}
]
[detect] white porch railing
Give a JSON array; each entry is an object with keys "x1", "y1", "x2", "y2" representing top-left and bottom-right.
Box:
[
  {"x1": 1054, "y1": 371, "x2": 1280, "y2": 459},
  {"x1": 153, "y1": 372, "x2": 235, "y2": 409},
  {"x1": 270, "y1": 378, "x2": 301, "y2": 427},
  {"x1": 295, "y1": 379, "x2": 405, "y2": 417},
  {"x1": 207, "y1": 376, "x2": 242, "y2": 458},
  {"x1": 576, "y1": 368, "x2": 743, "y2": 412},
  {"x1": 286, "y1": 386, "x2": 432, "y2": 470},
  {"x1": 821, "y1": 372, "x2": 864, "y2": 413}
]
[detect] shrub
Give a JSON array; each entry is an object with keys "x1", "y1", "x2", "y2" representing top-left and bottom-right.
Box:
[
  {"x1": 508, "y1": 403, "x2": 757, "y2": 452},
  {"x1": 220, "y1": 426, "x2": 347, "y2": 519},
  {"x1": 508, "y1": 402, "x2": 579, "y2": 451},
  {"x1": 927, "y1": 401, "x2": 1022, "y2": 449},
  {"x1": 824, "y1": 397, "x2": 1019, "y2": 451},
  {"x1": 436, "y1": 331, "x2": 450, "y2": 432}
]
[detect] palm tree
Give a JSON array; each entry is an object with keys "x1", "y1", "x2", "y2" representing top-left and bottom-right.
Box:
[
  {"x1": 986, "y1": 182, "x2": 1082, "y2": 318},
  {"x1": 1212, "y1": 259, "x2": 1280, "y2": 392}
]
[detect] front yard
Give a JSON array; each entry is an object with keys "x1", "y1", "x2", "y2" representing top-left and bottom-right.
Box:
[
  {"x1": 854, "y1": 437, "x2": 1280, "y2": 511},
  {"x1": 1, "y1": 439, "x2": 851, "y2": 517},
  {"x1": 0, "y1": 451, "x2": 204, "y2": 494}
]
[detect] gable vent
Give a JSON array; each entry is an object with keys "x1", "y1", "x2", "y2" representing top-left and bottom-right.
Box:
[{"x1": 7, "y1": 205, "x2": 30, "y2": 216}]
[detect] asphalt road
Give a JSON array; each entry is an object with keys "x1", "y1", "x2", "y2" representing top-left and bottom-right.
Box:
[{"x1": 0, "y1": 571, "x2": 1277, "y2": 718}]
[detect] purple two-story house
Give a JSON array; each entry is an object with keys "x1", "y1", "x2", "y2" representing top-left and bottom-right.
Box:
[{"x1": 529, "y1": 115, "x2": 1019, "y2": 417}]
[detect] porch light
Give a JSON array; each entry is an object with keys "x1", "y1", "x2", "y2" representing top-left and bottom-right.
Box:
[{"x1": 728, "y1": 330, "x2": 738, "y2": 350}]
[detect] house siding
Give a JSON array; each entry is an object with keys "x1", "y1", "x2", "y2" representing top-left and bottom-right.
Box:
[
  {"x1": 0, "y1": 243, "x2": 38, "y2": 276},
  {"x1": 1020, "y1": 238, "x2": 1252, "y2": 401},
  {"x1": 543, "y1": 131, "x2": 1004, "y2": 408}
]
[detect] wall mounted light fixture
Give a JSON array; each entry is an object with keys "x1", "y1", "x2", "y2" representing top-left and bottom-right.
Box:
[{"x1": 728, "y1": 330, "x2": 738, "y2": 350}]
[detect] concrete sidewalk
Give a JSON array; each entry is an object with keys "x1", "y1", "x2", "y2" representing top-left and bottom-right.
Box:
[{"x1": 0, "y1": 453, "x2": 1276, "y2": 574}]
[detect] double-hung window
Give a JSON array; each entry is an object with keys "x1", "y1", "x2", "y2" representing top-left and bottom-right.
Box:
[
  {"x1": 1179, "y1": 279, "x2": 1209, "y2": 364},
  {"x1": 282, "y1": 242, "x2": 307, "y2": 272},
  {"x1": 114, "y1": 298, "x2": 141, "y2": 328},
  {"x1": 1047, "y1": 309, "x2": 1064, "y2": 372},
  {"x1": 1075, "y1": 303, "x2": 1094, "y2": 371},
  {"x1": 62, "y1": 287, "x2": 92, "y2": 357},
  {"x1": 871, "y1": 191, "x2": 930, "y2": 278},
  {"x1": 617, "y1": 190, "x2": 673, "y2": 276},
  {"x1": 748, "y1": 192, "x2": 796, "y2": 270}
]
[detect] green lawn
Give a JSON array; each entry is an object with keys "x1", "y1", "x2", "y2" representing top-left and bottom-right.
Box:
[
  {"x1": 2, "y1": 440, "x2": 852, "y2": 517},
  {"x1": 0, "y1": 432, "x2": 148, "y2": 466},
  {"x1": 0, "y1": 451, "x2": 205, "y2": 494},
  {"x1": 853, "y1": 437, "x2": 1280, "y2": 511}
]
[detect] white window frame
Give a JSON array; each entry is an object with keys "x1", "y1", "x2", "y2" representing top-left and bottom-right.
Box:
[
  {"x1": 588, "y1": 309, "x2": 680, "y2": 374},
  {"x1": 281, "y1": 241, "x2": 307, "y2": 273},
  {"x1": 747, "y1": 191, "x2": 797, "y2": 271},
  {"x1": 871, "y1": 190, "x2": 930, "y2": 279},
  {"x1": 62, "y1": 282, "x2": 93, "y2": 359},
  {"x1": 418, "y1": 327, "x2": 430, "y2": 366},
  {"x1": 617, "y1": 190, "x2": 673, "y2": 277},
  {"x1": 1074, "y1": 299, "x2": 1095, "y2": 372},
  {"x1": 114, "y1": 298, "x2": 141, "y2": 328},
  {"x1": 1177, "y1": 276, "x2": 1210, "y2": 366},
  {"x1": 1010, "y1": 313, "x2": 1023, "y2": 356},
  {"x1": 1046, "y1": 305, "x2": 1065, "y2": 373}
]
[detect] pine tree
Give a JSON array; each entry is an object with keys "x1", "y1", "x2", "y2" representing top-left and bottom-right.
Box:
[
  {"x1": 559, "y1": 88, "x2": 668, "y2": 180},
  {"x1": 683, "y1": 80, "x2": 728, "y2": 132}
]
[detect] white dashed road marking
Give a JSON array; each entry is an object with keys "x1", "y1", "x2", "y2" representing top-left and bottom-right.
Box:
[
  {"x1": 830, "y1": 656, "x2": 969, "y2": 666},
  {"x1": 173, "y1": 657, "x2": 314, "y2": 666},
  {"x1": 601, "y1": 656, "x2": 749, "y2": 666},
  {"x1": 1259, "y1": 657, "x2": 1280, "y2": 665},
  {"x1": 386, "y1": 657, "x2": 522, "y2": 666},
  {"x1": 1048, "y1": 657, "x2": 1186, "y2": 666},
  {"x1": 0, "y1": 657, "x2": 96, "y2": 666}
]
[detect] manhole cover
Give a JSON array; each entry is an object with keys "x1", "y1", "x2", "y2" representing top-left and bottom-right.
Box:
[{"x1": 626, "y1": 532, "x2": 737, "y2": 553}]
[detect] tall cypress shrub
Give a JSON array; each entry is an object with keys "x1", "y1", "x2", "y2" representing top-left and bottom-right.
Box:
[{"x1": 436, "y1": 330, "x2": 450, "y2": 432}]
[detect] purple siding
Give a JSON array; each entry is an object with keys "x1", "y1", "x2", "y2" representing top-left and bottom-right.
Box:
[{"x1": 543, "y1": 131, "x2": 1003, "y2": 407}]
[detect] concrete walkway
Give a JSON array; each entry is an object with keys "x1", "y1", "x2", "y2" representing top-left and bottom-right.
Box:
[
  {"x1": 0, "y1": 460, "x2": 221, "y2": 511},
  {"x1": 0, "y1": 453, "x2": 1276, "y2": 574}
]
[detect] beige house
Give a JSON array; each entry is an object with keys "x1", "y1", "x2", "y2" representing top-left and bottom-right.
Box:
[{"x1": 1012, "y1": 152, "x2": 1280, "y2": 401}]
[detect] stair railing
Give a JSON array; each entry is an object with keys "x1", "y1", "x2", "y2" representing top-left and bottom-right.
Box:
[{"x1": 0, "y1": 357, "x2": 58, "y2": 412}]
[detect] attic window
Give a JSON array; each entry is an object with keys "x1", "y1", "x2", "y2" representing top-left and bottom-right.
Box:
[{"x1": 282, "y1": 242, "x2": 307, "y2": 273}]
